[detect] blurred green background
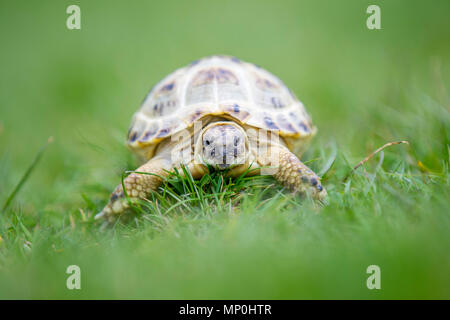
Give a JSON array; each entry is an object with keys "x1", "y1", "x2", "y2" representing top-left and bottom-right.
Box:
[{"x1": 0, "y1": 0, "x2": 449, "y2": 299}]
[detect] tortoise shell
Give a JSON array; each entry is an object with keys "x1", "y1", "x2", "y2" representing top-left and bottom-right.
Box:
[{"x1": 128, "y1": 55, "x2": 316, "y2": 158}]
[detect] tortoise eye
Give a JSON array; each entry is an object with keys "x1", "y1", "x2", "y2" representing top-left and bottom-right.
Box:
[{"x1": 205, "y1": 140, "x2": 211, "y2": 146}]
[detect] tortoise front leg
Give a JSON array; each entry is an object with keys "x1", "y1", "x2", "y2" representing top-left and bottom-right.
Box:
[
  {"x1": 261, "y1": 145, "x2": 327, "y2": 200},
  {"x1": 95, "y1": 156, "x2": 172, "y2": 223}
]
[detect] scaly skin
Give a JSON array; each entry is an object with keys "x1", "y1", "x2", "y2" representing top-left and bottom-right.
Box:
[
  {"x1": 95, "y1": 156, "x2": 172, "y2": 223},
  {"x1": 264, "y1": 145, "x2": 327, "y2": 200},
  {"x1": 97, "y1": 130, "x2": 326, "y2": 225}
]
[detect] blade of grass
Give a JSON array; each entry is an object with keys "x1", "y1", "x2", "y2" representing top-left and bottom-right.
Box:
[
  {"x1": 353, "y1": 141, "x2": 409, "y2": 171},
  {"x1": 2, "y1": 136, "x2": 53, "y2": 212},
  {"x1": 318, "y1": 140, "x2": 338, "y2": 177},
  {"x1": 343, "y1": 140, "x2": 409, "y2": 182}
]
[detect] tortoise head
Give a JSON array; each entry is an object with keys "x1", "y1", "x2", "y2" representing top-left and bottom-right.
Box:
[{"x1": 197, "y1": 121, "x2": 248, "y2": 170}]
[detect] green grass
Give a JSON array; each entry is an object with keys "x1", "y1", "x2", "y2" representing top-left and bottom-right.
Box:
[{"x1": 0, "y1": 0, "x2": 449, "y2": 299}]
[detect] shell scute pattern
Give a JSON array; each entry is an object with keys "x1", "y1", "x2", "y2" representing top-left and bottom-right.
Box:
[
  {"x1": 128, "y1": 55, "x2": 316, "y2": 158},
  {"x1": 140, "y1": 126, "x2": 158, "y2": 141},
  {"x1": 148, "y1": 81, "x2": 178, "y2": 117},
  {"x1": 263, "y1": 114, "x2": 279, "y2": 130},
  {"x1": 250, "y1": 70, "x2": 293, "y2": 110},
  {"x1": 223, "y1": 103, "x2": 251, "y2": 122},
  {"x1": 155, "y1": 127, "x2": 171, "y2": 139},
  {"x1": 186, "y1": 107, "x2": 207, "y2": 124},
  {"x1": 276, "y1": 114, "x2": 298, "y2": 133}
]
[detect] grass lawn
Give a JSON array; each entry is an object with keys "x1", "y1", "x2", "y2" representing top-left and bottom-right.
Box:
[{"x1": 0, "y1": 0, "x2": 449, "y2": 299}]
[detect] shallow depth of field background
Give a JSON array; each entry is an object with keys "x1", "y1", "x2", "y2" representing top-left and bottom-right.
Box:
[{"x1": 0, "y1": 0, "x2": 449, "y2": 299}]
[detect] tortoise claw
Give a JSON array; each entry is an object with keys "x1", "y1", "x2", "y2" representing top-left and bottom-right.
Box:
[{"x1": 94, "y1": 210, "x2": 106, "y2": 220}]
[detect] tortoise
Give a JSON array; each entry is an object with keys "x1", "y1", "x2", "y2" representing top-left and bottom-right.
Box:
[{"x1": 96, "y1": 55, "x2": 327, "y2": 222}]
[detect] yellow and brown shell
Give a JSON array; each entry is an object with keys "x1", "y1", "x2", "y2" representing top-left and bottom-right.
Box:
[{"x1": 127, "y1": 55, "x2": 316, "y2": 159}]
